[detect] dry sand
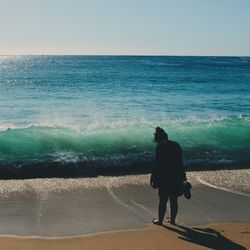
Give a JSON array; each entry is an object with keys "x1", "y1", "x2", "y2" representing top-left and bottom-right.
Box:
[{"x1": 0, "y1": 223, "x2": 249, "y2": 250}]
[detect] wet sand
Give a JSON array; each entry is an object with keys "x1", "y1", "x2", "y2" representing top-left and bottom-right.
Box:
[
  {"x1": 0, "y1": 169, "x2": 249, "y2": 248},
  {"x1": 0, "y1": 223, "x2": 249, "y2": 250}
]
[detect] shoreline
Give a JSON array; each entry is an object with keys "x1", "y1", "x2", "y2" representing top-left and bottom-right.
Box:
[
  {"x1": 0, "y1": 168, "x2": 249, "y2": 194},
  {"x1": 0, "y1": 168, "x2": 249, "y2": 249},
  {"x1": 0, "y1": 161, "x2": 249, "y2": 179},
  {"x1": 0, "y1": 223, "x2": 249, "y2": 250},
  {"x1": 0, "y1": 169, "x2": 249, "y2": 237}
]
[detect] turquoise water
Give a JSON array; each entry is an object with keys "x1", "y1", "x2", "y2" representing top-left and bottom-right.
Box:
[{"x1": 0, "y1": 56, "x2": 250, "y2": 176}]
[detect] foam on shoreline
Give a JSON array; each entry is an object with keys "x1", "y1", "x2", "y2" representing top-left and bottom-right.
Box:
[{"x1": 0, "y1": 168, "x2": 249, "y2": 195}]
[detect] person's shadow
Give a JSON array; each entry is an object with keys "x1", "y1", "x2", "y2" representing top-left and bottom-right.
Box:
[{"x1": 163, "y1": 224, "x2": 246, "y2": 250}]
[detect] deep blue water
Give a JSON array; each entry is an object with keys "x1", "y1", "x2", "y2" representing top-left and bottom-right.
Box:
[{"x1": 0, "y1": 56, "x2": 250, "y2": 177}]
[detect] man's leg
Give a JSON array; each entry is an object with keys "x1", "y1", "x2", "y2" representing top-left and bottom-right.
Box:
[
  {"x1": 169, "y1": 195, "x2": 178, "y2": 223},
  {"x1": 158, "y1": 195, "x2": 168, "y2": 223}
]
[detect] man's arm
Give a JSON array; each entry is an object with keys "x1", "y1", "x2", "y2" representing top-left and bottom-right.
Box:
[
  {"x1": 150, "y1": 145, "x2": 160, "y2": 187},
  {"x1": 177, "y1": 143, "x2": 187, "y2": 181}
]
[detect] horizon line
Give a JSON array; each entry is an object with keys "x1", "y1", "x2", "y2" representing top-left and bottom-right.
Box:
[{"x1": 1, "y1": 54, "x2": 250, "y2": 57}]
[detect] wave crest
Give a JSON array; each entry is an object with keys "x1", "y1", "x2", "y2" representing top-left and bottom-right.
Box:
[{"x1": 0, "y1": 116, "x2": 249, "y2": 171}]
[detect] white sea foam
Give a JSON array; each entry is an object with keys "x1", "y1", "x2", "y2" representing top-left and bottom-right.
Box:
[
  {"x1": 0, "y1": 114, "x2": 248, "y2": 133},
  {"x1": 0, "y1": 169, "x2": 249, "y2": 195},
  {"x1": 0, "y1": 123, "x2": 32, "y2": 132}
]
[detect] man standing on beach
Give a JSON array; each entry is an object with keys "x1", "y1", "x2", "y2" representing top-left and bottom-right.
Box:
[{"x1": 150, "y1": 127, "x2": 187, "y2": 225}]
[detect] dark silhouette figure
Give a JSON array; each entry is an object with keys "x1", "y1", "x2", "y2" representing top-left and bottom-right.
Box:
[
  {"x1": 150, "y1": 127, "x2": 187, "y2": 225},
  {"x1": 164, "y1": 224, "x2": 246, "y2": 250}
]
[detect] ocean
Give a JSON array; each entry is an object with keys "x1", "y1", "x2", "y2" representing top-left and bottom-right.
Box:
[{"x1": 0, "y1": 56, "x2": 249, "y2": 178}]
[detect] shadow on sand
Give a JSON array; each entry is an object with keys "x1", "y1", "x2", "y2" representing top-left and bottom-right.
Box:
[{"x1": 164, "y1": 224, "x2": 246, "y2": 250}]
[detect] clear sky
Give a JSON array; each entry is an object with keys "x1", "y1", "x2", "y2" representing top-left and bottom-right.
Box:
[{"x1": 1, "y1": 0, "x2": 250, "y2": 56}]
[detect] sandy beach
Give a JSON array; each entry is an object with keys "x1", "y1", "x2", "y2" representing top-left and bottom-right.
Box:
[
  {"x1": 0, "y1": 169, "x2": 249, "y2": 249},
  {"x1": 0, "y1": 223, "x2": 249, "y2": 250}
]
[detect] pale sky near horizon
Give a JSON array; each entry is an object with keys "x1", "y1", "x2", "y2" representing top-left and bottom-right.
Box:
[{"x1": 0, "y1": 0, "x2": 250, "y2": 56}]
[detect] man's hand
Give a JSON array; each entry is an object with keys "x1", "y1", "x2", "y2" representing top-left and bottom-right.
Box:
[{"x1": 150, "y1": 178, "x2": 154, "y2": 187}]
